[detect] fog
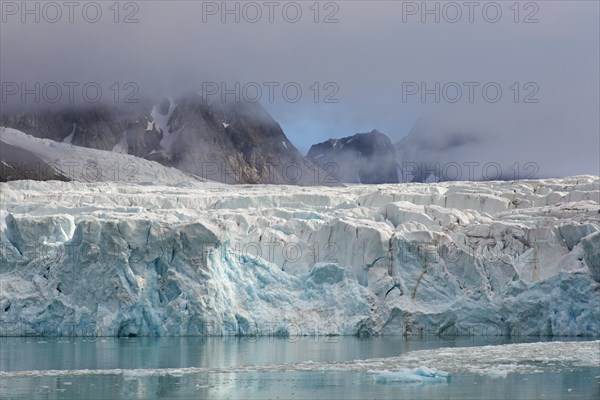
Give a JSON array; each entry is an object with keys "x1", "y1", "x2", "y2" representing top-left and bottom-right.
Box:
[{"x1": 1, "y1": 0, "x2": 598, "y2": 178}]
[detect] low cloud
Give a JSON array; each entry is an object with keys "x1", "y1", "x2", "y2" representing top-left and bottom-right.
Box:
[{"x1": 1, "y1": 1, "x2": 598, "y2": 178}]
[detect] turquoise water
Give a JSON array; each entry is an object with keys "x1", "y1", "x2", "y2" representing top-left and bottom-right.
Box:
[{"x1": 1, "y1": 336, "x2": 598, "y2": 399}]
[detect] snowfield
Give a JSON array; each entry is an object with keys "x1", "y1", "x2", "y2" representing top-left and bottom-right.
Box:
[
  {"x1": 1, "y1": 127, "x2": 201, "y2": 185},
  {"x1": 0, "y1": 175, "x2": 599, "y2": 337}
]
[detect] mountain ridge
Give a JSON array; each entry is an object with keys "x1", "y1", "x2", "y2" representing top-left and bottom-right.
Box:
[
  {"x1": 0, "y1": 96, "x2": 332, "y2": 185},
  {"x1": 306, "y1": 129, "x2": 399, "y2": 184}
]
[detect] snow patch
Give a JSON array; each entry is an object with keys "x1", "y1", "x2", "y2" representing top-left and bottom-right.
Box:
[
  {"x1": 152, "y1": 99, "x2": 176, "y2": 152},
  {"x1": 112, "y1": 131, "x2": 128, "y2": 154},
  {"x1": 62, "y1": 124, "x2": 76, "y2": 144}
]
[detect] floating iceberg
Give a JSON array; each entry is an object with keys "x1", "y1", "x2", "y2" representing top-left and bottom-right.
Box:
[{"x1": 371, "y1": 367, "x2": 450, "y2": 384}]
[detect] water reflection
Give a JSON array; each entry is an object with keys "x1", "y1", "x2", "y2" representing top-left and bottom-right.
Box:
[{"x1": 0, "y1": 336, "x2": 598, "y2": 399}]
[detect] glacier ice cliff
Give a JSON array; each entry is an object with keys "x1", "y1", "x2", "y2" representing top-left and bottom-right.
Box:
[{"x1": 1, "y1": 176, "x2": 599, "y2": 336}]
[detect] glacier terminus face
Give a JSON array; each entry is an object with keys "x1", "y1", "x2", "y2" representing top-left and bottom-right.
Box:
[{"x1": 1, "y1": 176, "x2": 599, "y2": 337}]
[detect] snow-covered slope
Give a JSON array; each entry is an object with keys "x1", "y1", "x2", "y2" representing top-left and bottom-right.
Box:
[
  {"x1": 0, "y1": 127, "x2": 202, "y2": 185},
  {"x1": 1, "y1": 176, "x2": 599, "y2": 336}
]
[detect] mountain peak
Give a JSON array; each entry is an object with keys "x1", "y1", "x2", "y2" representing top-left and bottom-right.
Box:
[{"x1": 306, "y1": 130, "x2": 399, "y2": 184}]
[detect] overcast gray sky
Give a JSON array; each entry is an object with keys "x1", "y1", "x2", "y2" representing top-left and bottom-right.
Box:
[{"x1": 1, "y1": 0, "x2": 599, "y2": 178}]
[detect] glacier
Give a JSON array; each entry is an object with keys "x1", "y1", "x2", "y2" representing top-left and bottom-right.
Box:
[{"x1": 0, "y1": 175, "x2": 599, "y2": 337}]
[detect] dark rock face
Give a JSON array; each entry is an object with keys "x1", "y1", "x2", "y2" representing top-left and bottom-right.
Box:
[
  {"x1": 157, "y1": 95, "x2": 327, "y2": 184},
  {"x1": 0, "y1": 104, "x2": 151, "y2": 152},
  {"x1": 125, "y1": 121, "x2": 162, "y2": 158},
  {"x1": 1, "y1": 96, "x2": 329, "y2": 185},
  {"x1": 0, "y1": 141, "x2": 70, "y2": 182},
  {"x1": 306, "y1": 130, "x2": 399, "y2": 184}
]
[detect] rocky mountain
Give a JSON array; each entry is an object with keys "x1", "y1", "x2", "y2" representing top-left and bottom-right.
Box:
[
  {"x1": 0, "y1": 96, "x2": 328, "y2": 185},
  {"x1": 160, "y1": 95, "x2": 326, "y2": 185},
  {"x1": 306, "y1": 130, "x2": 399, "y2": 184}
]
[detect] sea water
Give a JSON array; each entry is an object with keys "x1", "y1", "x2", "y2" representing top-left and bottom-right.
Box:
[{"x1": 0, "y1": 336, "x2": 598, "y2": 399}]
